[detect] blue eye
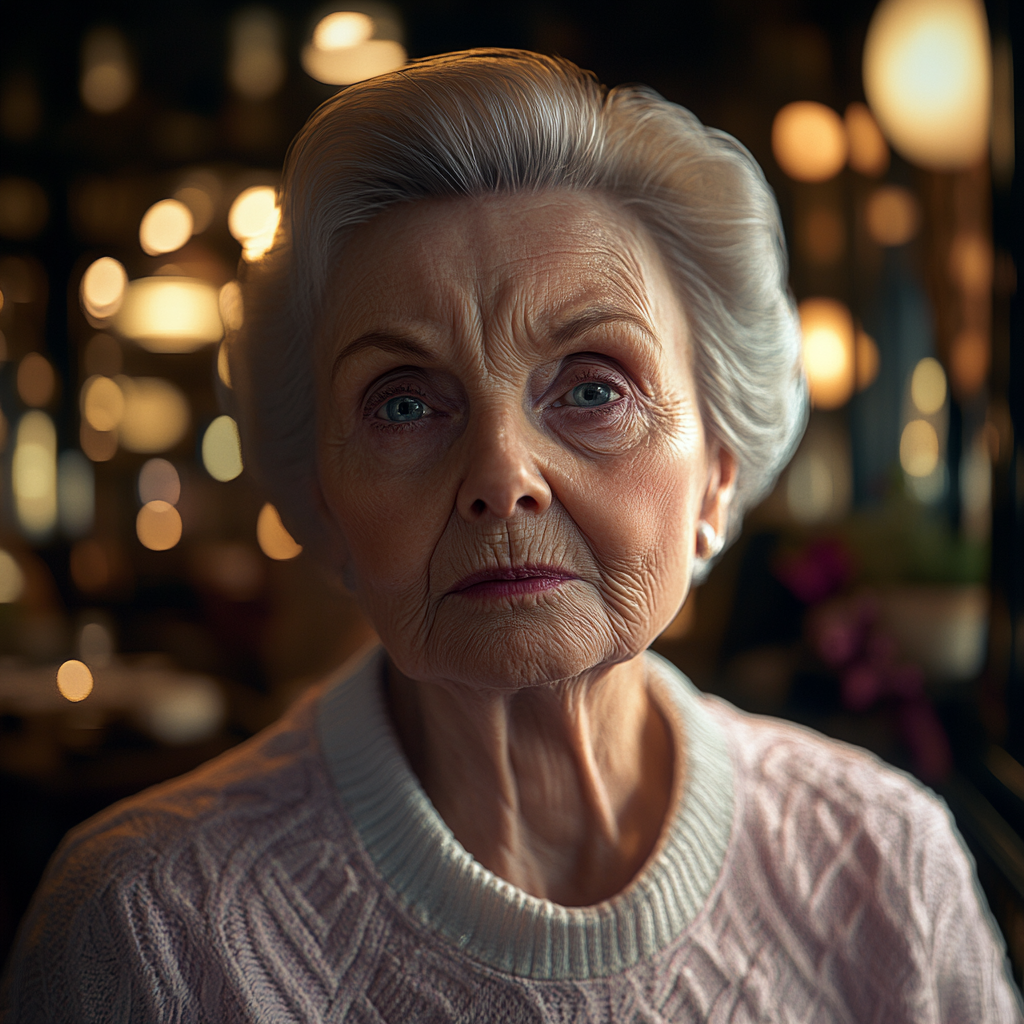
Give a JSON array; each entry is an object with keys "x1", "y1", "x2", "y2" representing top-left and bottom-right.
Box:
[
  {"x1": 570, "y1": 382, "x2": 616, "y2": 407},
  {"x1": 380, "y1": 396, "x2": 427, "y2": 422}
]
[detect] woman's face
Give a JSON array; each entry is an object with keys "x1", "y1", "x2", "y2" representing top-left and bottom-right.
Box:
[{"x1": 317, "y1": 190, "x2": 733, "y2": 691}]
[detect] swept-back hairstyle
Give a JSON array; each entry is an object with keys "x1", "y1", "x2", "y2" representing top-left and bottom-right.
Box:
[{"x1": 230, "y1": 48, "x2": 806, "y2": 579}]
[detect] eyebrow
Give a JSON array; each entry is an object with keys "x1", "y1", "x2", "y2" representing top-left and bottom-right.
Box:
[
  {"x1": 550, "y1": 307, "x2": 661, "y2": 350},
  {"x1": 331, "y1": 307, "x2": 661, "y2": 380},
  {"x1": 332, "y1": 331, "x2": 432, "y2": 380}
]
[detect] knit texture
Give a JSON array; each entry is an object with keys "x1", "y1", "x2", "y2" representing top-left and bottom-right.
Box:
[{"x1": 3, "y1": 647, "x2": 1022, "y2": 1023}]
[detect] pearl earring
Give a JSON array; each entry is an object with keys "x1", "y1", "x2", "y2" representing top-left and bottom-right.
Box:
[{"x1": 696, "y1": 521, "x2": 722, "y2": 560}]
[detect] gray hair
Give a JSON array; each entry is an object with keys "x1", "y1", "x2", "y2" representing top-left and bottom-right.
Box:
[{"x1": 230, "y1": 48, "x2": 807, "y2": 581}]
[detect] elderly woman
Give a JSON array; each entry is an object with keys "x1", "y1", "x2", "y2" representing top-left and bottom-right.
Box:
[{"x1": 3, "y1": 49, "x2": 1021, "y2": 1023}]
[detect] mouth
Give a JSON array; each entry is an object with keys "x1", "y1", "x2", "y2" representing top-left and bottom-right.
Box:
[{"x1": 448, "y1": 564, "x2": 580, "y2": 599}]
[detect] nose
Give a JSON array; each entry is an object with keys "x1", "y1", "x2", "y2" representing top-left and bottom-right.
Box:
[{"x1": 456, "y1": 409, "x2": 553, "y2": 522}]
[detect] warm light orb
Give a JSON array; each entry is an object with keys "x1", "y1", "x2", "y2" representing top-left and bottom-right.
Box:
[
  {"x1": 865, "y1": 185, "x2": 920, "y2": 247},
  {"x1": 12, "y1": 410, "x2": 57, "y2": 538},
  {"x1": 117, "y1": 377, "x2": 191, "y2": 453},
  {"x1": 114, "y1": 277, "x2": 223, "y2": 352},
  {"x1": 314, "y1": 11, "x2": 375, "y2": 49},
  {"x1": 855, "y1": 330, "x2": 880, "y2": 391},
  {"x1": 901, "y1": 419, "x2": 940, "y2": 477},
  {"x1": 218, "y1": 280, "x2": 243, "y2": 331},
  {"x1": 138, "y1": 457, "x2": 180, "y2": 505},
  {"x1": 863, "y1": 0, "x2": 992, "y2": 170},
  {"x1": 80, "y1": 422, "x2": 118, "y2": 463},
  {"x1": 57, "y1": 659, "x2": 94, "y2": 702},
  {"x1": 0, "y1": 549, "x2": 25, "y2": 603},
  {"x1": 16, "y1": 352, "x2": 56, "y2": 407},
  {"x1": 257, "y1": 502, "x2": 303, "y2": 560},
  {"x1": 217, "y1": 343, "x2": 233, "y2": 388},
  {"x1": 950, "y1": 329, "x2": 990, "y2": 398},
  {"x1": 948, "y1": 232, "x2": 993, "y2": 297},
  {"x1": 80, "y1": 257, "x2": 128, "y2": 321},
  {"x1": 81, "y1": 375, "x2": 125, "y2": 432},
  {"x1": 202, "y1": 415, "x2": 243, "y2": 482},
  {"x1": 771, "y1": 102, "x2": 848, "y2": 183},
  {"x1": 799, "y1": 298, "x2": 855, "y2": 409},
  {"x1": 228, "y1": 186, "x2": 280, "y2": 261},
  {"x1": 139, "y1": 199, "x2": 193, "y2": 256},
  {"x1": 80, "y1": 28, "x2": 135, "y2": 115},
  {"x1": 910, "y1": 357, "x2": 947, "y2": 414},
  {"x1": 302, "y1": 10, "x2": 405, "y2": 86},
  {"x1": 844, "y1": 102, "x2": 890, "y2": 176},
  {"x1": 137, "y1": 500, "x2": 183, "y2": 551}
]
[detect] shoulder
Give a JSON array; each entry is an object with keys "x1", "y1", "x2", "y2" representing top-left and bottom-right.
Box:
[
  {"x1": 701, "y1": 697, "x2": 1023, "y2": 1019},
  {"x1": 705, "y1": 696, "x2": 951, "y2": 848},
  {"x1": 59, "y1": 678, "x2": 341, "y2": 879},
  {"x1": 1, "y1": 679, "x2": 360, "y2": 1022}
]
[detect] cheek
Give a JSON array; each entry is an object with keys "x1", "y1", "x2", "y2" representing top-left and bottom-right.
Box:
[
  {"x1": 561, "y1": 438, "x2": 701, "y2": 598},
  {"x1": 319, "y1": 437, "x2": 453, "y2": 596}
]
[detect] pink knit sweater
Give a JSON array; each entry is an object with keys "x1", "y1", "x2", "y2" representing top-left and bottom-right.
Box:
[{"x1": 3, "y1": 648, "x2": 1021, "y2": 1022}]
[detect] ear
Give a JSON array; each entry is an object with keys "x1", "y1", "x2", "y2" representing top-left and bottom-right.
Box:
[{"x1": 699, "y1": 445, "x2": 738, "y2": 542}]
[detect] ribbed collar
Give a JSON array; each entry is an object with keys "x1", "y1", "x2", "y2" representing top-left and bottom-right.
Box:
[{"x1": 317, "y1": 647, "x2": 734, "y2": 980}]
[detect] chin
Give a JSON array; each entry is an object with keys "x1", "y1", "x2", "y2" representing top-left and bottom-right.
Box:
[{"x1": 390, "y1": 589, "x2": 649, "y2": 692}]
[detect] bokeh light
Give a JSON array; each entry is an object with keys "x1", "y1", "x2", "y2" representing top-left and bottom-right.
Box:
[
  {"x1": 143, "y1": 676, "x2": 226, "y2": 744},
  {"x1": 13, "y1": 410, "x2": 57, "y2": 538},
  {"x1": 115, "y1": 277, "x2": 223, "y2": 352},
  {"x1": 80, "y1": 257, "x2": 128, "y2": 322},
  {"x1": 865, "y1": 185, "x2": 920, "y2": 247},
  {"x1": 217, "y1": 343, "x2": 233, "y2": 388},
  {"x1": 227, "y1": 186, "x2": 280, "y2": 261},
  {"x1": 80, "y1": 422, "x2": 118, "y2": 462},
  {"x1": 16, "y1": 353, "x2": 56, "y2": 407},
  {"x1": 139, "y1": 198, "x2": 193, "y2": 256},
  {"x1": 863, "y1": 0, "x2": 992, "y2": 170},
  {"x1": 314, "y1": 11, "x2": 374, "y2": 48},
  {"x1": 302, "y1": 9, "x2": 406, "y2": 86},
  {"x1": 80, "y1": 27, "x2": 136, "y2": 115},
  {"x1": 202, "y1": 415, "x2": 243, "y2": 481},
  {"x1": 855, "y1": 330, "x2": 880, "y2": 392},
  {"x1": 138, "y1": 458, "x2": 181, "y2": 505},
  {"x1": 771, "y1": 101, "x2": 847, "y2": 182},
  {"x1": 948, "y1": 232, "x2": 993, "y2": 296},
  {"x1": 219, "y1": 280, "x2": 244, "y2": 331},
  {"x1": 57, "y1": 660, "x2": 94, "y2": 702},
  {"x1": 900, "y1": 419, "x2": 940, "y2": 477},
  {"x1": 257, "y1": 503, "x2": 303, "y2": 560},
  {"x1": 137, "y1": 500, "x2": 183, "y2": 551},
  {"x1": 949, "y1": 329, "x2": 990, "y2": 398},
  {"x1": 117, "y1": 377, "x2": 191, "y2": 453},
  {"x1": 81, "y1": 375, "x2": 125, "y2": 432},
  {"x1": 79, "y1": 620, "x2": 115, "y2": 667},
  {"x1": 844, "y1": 102, "x2": 890, "y2": 177},
  {"x1": 58, "y1": 450, "x2": 95, "y2": 538},
  {"x1": 229, "y1": 8, "x2": 286, "y2": 101},
  {"x1": 173, "y1": 185, "x2": 215, "y2": 235},
  {"x1": 910, "y1": 357, "x2": 947, "y2": 414},
  {"x1": 0, "y1": 549, "x2": 25, "y2": 603},
  {"x1": 798, "y1": 298, "x2": 855, "y2": 410}
]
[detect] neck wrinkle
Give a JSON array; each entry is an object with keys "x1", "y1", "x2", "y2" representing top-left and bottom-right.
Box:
[{"x1": 318, "y1": 646, "x2": 735, "y2": 979}]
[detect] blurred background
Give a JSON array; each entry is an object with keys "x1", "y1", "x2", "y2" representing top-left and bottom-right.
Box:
[{"x1": 0, "y1": 0, "x2": 1021, "y2": 980}]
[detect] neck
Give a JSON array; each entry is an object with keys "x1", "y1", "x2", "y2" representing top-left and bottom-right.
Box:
[{"x1": 385, "y1": 655, "x2": 676, "y2": 906}]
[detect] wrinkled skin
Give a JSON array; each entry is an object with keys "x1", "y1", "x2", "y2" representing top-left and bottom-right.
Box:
[{"x1": 316, "y1": 190, "x2": 735, "y2": 905}]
